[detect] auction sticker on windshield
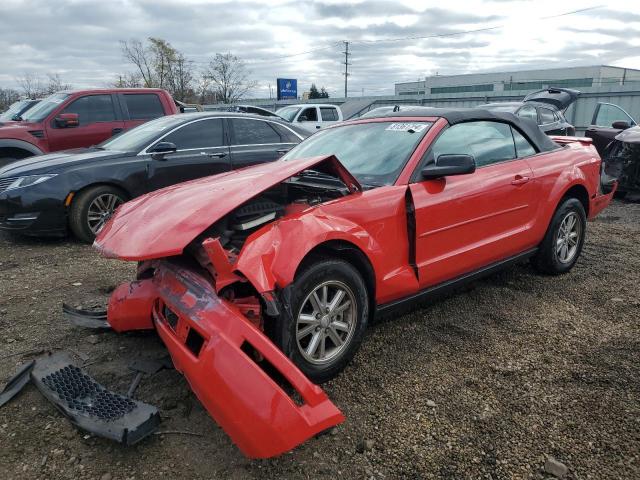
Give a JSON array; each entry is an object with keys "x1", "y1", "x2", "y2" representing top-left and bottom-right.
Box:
[{"x1": 385, "y1": 123, "x2": 429, "y2": 132}]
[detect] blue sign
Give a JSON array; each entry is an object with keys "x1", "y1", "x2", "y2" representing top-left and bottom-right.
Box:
[{"x1": 277, "y1": 78, "x2": 297, "y2": 100}]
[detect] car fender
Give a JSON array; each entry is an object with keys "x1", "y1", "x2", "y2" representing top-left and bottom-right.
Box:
[
  {"x1": 0, "y1": 138, "x2": 44, "y2": 156},
  {"x1": 236, "y1": 209, "x2": 380, "y2": 294},
  {"x1": 535, "y1": 165, "x2": 592, "y2": 239}
]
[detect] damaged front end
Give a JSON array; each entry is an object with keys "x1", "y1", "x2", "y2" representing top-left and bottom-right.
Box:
[
  {"x1": 601, "y1": 126, "x2": 640, "y2": 200},
  {"x1": 92, "y1": 156, "x2": 359, "y2": 457}
]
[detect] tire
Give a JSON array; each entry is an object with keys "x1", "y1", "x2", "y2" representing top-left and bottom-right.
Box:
[
  {"x1": 274, "y1": 259, "x2": 369, "y2": 383},
  {"x1": 69, "y1": 185, "x2": 126, "y2": 243},
  {"x1": 532, "y1": 197, "x2": 586, "y2": 275}
]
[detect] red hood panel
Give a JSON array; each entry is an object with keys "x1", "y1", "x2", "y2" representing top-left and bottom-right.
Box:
[{"x1": 94, "y1": 155, "x2": 360, "y2": 261}]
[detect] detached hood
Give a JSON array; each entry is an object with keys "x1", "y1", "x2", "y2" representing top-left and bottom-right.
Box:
[
  {"x1": 523, "y1": 88, "x2": 580, "y2": 111},
  {"x1": 94, "y1": 155, "x2": 361, "y2": 261},
  {"x1": 0, "y1": 148, "x2": 125, "y2": 177}
]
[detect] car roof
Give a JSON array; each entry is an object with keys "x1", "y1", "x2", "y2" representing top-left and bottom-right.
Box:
[
  {"x1": 284, "y1": 104, "x2": 340, "y2": 108},
  {"x1": 171, "y1": 111, "x2": 309, "y2": 137},
  {"x1": 354, "y1": 106, "x2": 559, "y2": 153}
]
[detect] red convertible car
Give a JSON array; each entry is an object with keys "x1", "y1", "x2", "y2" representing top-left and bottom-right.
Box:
[{"x1": 93, "y1": 108, "x2": 614, "y2": 458}]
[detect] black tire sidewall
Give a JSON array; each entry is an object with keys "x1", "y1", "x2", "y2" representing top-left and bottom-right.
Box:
[
  {"x1": 280, "y1": 259, "x2": 369, "y2": 383},
  {"x1": 69, "y1": 186, "x2": 126, "y2": 243},
  {"x1": 537, "y1": 198, "x2": 586, "y2": 274}
]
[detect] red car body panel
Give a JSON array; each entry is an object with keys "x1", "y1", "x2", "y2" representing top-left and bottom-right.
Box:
[
  {"x1": 94, "y1": 155, "x2": 361, "y2": 261},
  {"x1": 0, "y1": 89, "x2": 177, "y2": 156},
  {"x1": 95, "y1": 115, "x2": 615, "y2": 458},
  {"x1": 107, "y1": 261, "x2": 344, "y2": 458}
]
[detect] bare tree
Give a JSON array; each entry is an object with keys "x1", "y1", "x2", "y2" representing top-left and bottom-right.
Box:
[
  {"x1": 112, "y1": 72, "x2": 143, "y2": 88},
  {"x1": 0, "y1": 88, "x2": 21, "y2": 111},
  {"x1": 44, "y1": 73, "x2": 72, "y2": 94},
  {"x1": 16, "y1": 72, "x2": 71, "y2": 97},
  {"x1": 203, "y1": 53, "x2": 257, "y2": 104},
  {"x1": 16, "y1": 73, "x2": 44, "y2": 98},
  {"x1": 119, "y1": 37, "x2": 195, "y2": 101},
  {"x1": 120, "y1": 39, "x2": 154, "y2": 87}
]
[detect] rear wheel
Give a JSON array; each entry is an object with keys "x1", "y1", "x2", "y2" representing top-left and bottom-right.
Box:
[
  {"x1": 274, "y1": 259, "x2": 369, "y2": 383},
  {"x1": 69, "y1": 185, "x2": 126, "y2": 243},
  {"x1": 532, "y1": 197, "x2": 586, "y2": 275}
]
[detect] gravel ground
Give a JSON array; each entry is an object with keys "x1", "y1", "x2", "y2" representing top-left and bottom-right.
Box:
[{"x1": 0, "y1": 199, "x2": 638, "y2": 480}]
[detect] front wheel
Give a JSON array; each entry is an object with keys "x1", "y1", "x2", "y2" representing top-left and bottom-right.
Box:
[
  {"x1": 274, "y1": 259, "x2": 369, "y2": 383},
  {"x1": 532, "y1": 197, "x2": 586, "y2": 275},
  {"x1": 69, "y1": 185, "x2": 126, "y2": 243}
]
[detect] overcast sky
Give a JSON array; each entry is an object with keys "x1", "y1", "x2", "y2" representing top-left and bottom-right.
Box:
[{"x1": 1, "y1": 0, "x2": 639, "y2": 98}]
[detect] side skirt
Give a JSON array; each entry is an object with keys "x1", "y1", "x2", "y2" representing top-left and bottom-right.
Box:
[{"x1": 376, "y1": 248, "x2": 538, "y2": 317}]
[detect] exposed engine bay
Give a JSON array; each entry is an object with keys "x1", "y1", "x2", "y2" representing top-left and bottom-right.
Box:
[{"x1": 195, "y1": 173, "x2": 349, "y2": 255}]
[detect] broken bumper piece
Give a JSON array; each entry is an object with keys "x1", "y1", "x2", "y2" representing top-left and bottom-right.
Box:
[
  {"x1": 110, "y1": 261, "x2": 344, "y2": 458},
  {"x1": 32, "y1": 352, "x2": 160, "y2": 445}
]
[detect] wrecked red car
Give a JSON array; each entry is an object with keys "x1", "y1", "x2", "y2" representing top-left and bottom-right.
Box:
[{"x1": 93, "y1": 108, "x2": 615, "y2": 458}]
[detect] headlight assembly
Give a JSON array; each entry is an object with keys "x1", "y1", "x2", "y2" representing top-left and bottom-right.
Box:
[{"x1": 5, "y1": 174, "x2": 57, "y2": 191}]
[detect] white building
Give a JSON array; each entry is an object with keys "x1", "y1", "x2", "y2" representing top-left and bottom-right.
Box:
[{"x1": 395, "y1": 65, "x2": 640, "y2": 96}]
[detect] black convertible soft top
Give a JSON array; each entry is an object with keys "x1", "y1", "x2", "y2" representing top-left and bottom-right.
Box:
[{"x1": 369, "y1": 106, "x2": 560, "y2": 153}]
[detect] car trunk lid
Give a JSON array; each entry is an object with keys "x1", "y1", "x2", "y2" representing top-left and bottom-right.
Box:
[{"x1": 523, "y1": 88, "x2": 580, "y2": 111}]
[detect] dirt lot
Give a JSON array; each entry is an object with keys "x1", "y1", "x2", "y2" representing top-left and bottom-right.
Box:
[{"x1": 0, "y1": 199, "x2": 638, "y2": 480}]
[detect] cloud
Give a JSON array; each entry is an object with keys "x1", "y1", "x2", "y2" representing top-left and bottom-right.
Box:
[{"x1": 0, "y1": 0, "x2": 638, "y2": 98}]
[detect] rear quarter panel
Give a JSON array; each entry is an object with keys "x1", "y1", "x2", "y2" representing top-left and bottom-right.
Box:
[{"x1": 526, "y1": 142, "x2": 601, "y2": 241}]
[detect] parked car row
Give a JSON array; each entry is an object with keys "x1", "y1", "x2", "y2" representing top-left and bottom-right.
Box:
[
  {"x1": 0, "y1": 88, "x2": 178, "y2": 166},
  {"x1": 0, "y1": 112, "x2": 307, "y2": 241}
]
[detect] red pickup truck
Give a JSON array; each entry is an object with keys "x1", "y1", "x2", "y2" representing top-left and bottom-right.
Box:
[{"x1": 0, "y1": 88, "x2": 177, "y2": 166}]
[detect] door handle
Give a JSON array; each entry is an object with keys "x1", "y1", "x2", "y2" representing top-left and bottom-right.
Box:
[
  {"x1": 511, "y1": 175, "x2": 530, "y2": 186},
  {"x1": 316, "y1": 125, "x2": 321, "y2": 129},
  {"x1": 202, "y1": 152, "x2": 227, "y2": 158},
  {"x1": 112, "y1": 128, "x2": 123, "y2": 135},
  {"x1": 276, "y1": 148, "x2": 291, "y2": 155}
]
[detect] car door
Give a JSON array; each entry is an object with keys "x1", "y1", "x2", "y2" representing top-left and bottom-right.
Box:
[
  {"x1": 46, "y1": 94, "x2": 125, "y2": 150},
  {"x1": 585, "y1": 103, "x2": 637, "y2": 155},
  {"x1": 119, "y1": 92, "x2": 167, "y2": 131},
  {"x1": 145, "y1": 117, "x2": 231, "y2": 192},
  {"x1": 228, "y1": 117, "x2": 299, "y2": 168},
  {"x1": 296, "y1": 106, "x2": 321, "y2": 132},
  {"x1": 320, "y1": 106, "x2": 340, "y2": 127},
  {"x1": 409, "y1": 121, "x2": 537, "y2": 288}
]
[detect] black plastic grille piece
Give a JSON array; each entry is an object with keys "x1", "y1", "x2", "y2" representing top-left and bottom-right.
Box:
[
  {"x1": 42, "y1": 365, "x2": 136, "y2": 421},
  {"x1": 32, "y1": 352, "x2": 160, "y2": 445}
]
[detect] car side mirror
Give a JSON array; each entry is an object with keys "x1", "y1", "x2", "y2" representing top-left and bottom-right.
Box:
[
  {"x1": 612, "y1": 120, "x2": 630, "y2": 130},
  {"x1": 55, "y1": 113, "x2": 79, "y2": 128},
  {"x1": 150, "y1": 141, "x2": 177, "y2": 160},
  {"x1": 421, "y1": 154, "x2": 476, "y2": 180}
]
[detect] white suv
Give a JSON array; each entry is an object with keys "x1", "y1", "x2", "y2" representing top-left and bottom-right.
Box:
[{"x1": 276, "y1": 104, "x2": 343, "y2": 132}]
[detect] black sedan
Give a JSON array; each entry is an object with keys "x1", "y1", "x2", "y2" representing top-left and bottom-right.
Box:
[
  {"x1": 0, "y1": 112, "x2": 307, "y2": 242},
  {"x1": 479, "y1": 87, "x2": 579, "y2": 136}
]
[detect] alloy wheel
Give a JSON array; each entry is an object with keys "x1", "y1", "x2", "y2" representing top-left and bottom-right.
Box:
[
  {"x1": 87, "y1": 193, "x2": 123, "y2": 234},
  {"x1": 296, "y1": 280, "x2": 357, "y2": 365},
  {"x1": 556, "y1": 211, "x2": 581, "y2": 264}
]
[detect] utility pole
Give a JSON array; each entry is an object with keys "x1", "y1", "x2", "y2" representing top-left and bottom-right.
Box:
[{"x1": 342, "y1": 40, "x2": 350, "y2": 98}]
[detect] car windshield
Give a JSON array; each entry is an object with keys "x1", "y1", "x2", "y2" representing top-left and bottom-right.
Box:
[
  {"x1": 0, "y1": 100, "x2": 30, "y2": 121},
  {"x1": 282, "y1": 121, "x2": 432, "y2": 186},
  {"x1": 276, "y1": 106, "x2": 300, "y2": 122},
  {"x1": 99, "y1": 115, "x2": 184, "y2": 152},
  {"x1": 21, "y1": 93, "x2": 69, "y2": 122}
]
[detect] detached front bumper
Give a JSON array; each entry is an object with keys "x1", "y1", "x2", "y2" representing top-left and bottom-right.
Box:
[{"x1": 107, "y1": 261, "x2": 344, "y2": 458}]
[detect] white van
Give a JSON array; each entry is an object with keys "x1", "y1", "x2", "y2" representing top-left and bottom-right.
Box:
[{"x1": 276, "y1": 104, "x2": 343, "y2": 132}]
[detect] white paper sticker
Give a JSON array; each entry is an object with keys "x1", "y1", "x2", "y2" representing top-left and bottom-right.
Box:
[{"x1": 385, "y1": 123, "x2": 428, "y2": 132}]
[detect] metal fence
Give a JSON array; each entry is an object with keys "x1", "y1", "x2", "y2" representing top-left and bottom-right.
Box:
[{"x1": 205, "y1": 81, "x2": 640, "y2": 135}]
